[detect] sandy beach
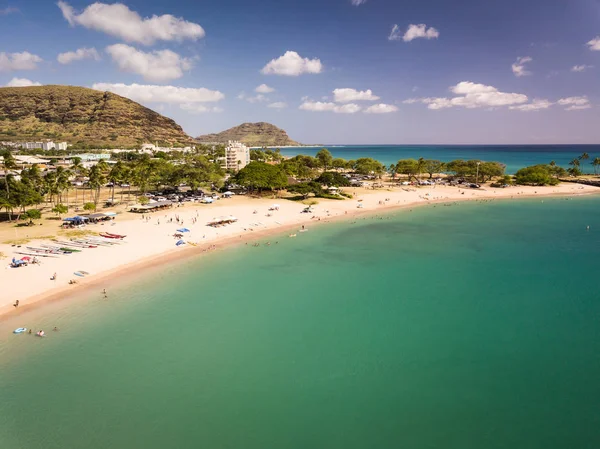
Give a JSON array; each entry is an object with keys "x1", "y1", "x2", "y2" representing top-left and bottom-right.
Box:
[{"x1": 2, "y1": 182, "x2": 599, "y2": 319}]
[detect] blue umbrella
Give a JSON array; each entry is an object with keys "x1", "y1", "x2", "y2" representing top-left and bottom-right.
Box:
[
  {"x1": 176, "y1": 240, "x2": 186, "y2": 246},
  {"x1": 176, "y1": 228, "x2": 190, "y2": 233}
]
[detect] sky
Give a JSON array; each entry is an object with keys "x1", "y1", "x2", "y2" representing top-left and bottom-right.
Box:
[{"x1": 0, "y1": 0, "x2": 599, "y2": 144}]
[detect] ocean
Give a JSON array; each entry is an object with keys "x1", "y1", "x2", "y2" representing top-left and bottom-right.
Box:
[
  {"x1": 278, "y1": 145, "x2": 600, "y2": 174},
  {"x1": 1, "y1": 197, "x2": 600, "y2": 449}
]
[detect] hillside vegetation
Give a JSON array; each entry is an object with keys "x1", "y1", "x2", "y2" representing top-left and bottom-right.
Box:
[{"x1": 0, "y1": 85, "x2": 192, "y2": 148}]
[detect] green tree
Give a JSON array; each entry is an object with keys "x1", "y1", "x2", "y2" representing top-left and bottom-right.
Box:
[
  {"x1": 568, "y1": 158, "x2": 581, "y2": 176},
  {"x1": 592, "y1": 157, "x2": 600, "y2": 175},
  {"x1": 138, "y1": 196, "x2": 150, "y2": 206},
  {"x1": 0, "y1": 149, "x2": 17, "y2": 220},
  {"x1": 395, "y1": 159, "x2": 419, "y2": 181},
  {"x1": 315, "y1": 171, "x2": 351, "y2": 187},
  {"x1": 234, "y1": 162, "x2": 288, "y2": 191},
  {"x1": 83, "y1": 202, "x2": 96, "y2": 212},
  {"x1": 579, "y1": 152, "x2": 590, "y2": 173},
  {"x1": 353, "y1": 158, "x2": 385, "y2": 176},
  {"x1": 423, "y1": 160, "x2": 445, "y2": 179},
  {"x1": 23, "y1": 208, "x2": 42, "y2": 224},
  {"x1": 52, "y1": 203, "x2": 68, "y2": 217},
  {"x1": 286, "y1": 181, "x2": 324, "y2": 199},
  {"x1": 514, "y1": 165, "x2": 560, "y2": 186},
  {"x1": 316, "y1": 148, "x2": 333, "y2": 171}
]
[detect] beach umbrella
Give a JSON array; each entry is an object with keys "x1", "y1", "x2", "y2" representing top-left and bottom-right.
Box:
[
  {"x1": 177, "y1": 228, "x2": 190, "y2": 233},
  {"x1": 176, "y1": 240, "x2": 186, "y2": 246}
]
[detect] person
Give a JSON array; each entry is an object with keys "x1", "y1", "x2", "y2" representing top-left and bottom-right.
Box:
[
  {"x1": 51, "y1": 272, "x2": 57, "y2": 281},
  {"x1": 13, "y1": 299, "x2": 19, "y2": 308},
  {"x1": 28, "y1": 328, "x2": 32, "y2": 334},
  {"x1": 53, "y1": 327, "x2": 58, "y2": 331}
]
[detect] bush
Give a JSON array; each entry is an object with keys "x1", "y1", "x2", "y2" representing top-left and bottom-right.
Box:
[
  {"x1": 514, "y1": 165, "x2": 560, "y2": 186},
  {"x1": 83, "y1": 202, "x2": 96, "y2": 212},
  {"x1": 24, "y1": 209, "x2": 42, "y2": 220}
]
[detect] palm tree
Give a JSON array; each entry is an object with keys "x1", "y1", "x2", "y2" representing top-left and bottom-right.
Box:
[
  {"x1": 108, "y1": 161, "x2": 124, "y2": 204},
  {"x1": 579, "y1": 152, "x2": 590, "y2": 174},
  {"x1": 70, "y1": 157, "x2": 83, "y2": 207},
  {"x1": 417, "y1": 157, "x2": 425, "y2": 181},
  {"x1": 592, "y1": 157, "x2": 600, "y2": 175},
  {"x1": 1, "y1": 149, "x2": 16, "y2": 220}
]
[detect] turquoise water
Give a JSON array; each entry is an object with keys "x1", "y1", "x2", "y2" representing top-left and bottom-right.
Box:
[
  {"x1": 1, "y1": 197, "x2": 600, "y2": 449},
  {"x1": 279, "y1": 145, "x2": 600, "y2": 174}
]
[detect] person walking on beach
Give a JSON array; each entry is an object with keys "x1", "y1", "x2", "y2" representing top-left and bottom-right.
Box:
[
  {"x1": 102, "y1": 288, "x2": 108, "y2": 299},
  {"x1": 13, "y1": 299, "x2": 19, "y2": 308}
]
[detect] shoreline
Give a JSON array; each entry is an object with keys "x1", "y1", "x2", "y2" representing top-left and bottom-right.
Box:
[{"x1": 2, "y1": 183, "x2": 600, "y2": 322}]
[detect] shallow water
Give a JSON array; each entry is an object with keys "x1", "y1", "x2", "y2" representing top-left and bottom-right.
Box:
[{"x1": 1, "y1": 197, "x2": 600, "y2": 449}]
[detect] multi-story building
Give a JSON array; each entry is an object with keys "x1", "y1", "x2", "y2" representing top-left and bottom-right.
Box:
[{"x1": 223, "y1": 141, "x2": 250, "y2": 171}]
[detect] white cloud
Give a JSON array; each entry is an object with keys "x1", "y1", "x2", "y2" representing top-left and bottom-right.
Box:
[
  {"x1": 557, "y1": 96, "x2": 591, "y2": 111},
  {"x1": 57, "y1": 1, "x2": 205, "y2": 46},
  {"x1": 333, "y1": 88, "x2": 380, "y2": 103},
  {"x1": 404, "y1": 81, "x2": 529, "y2": 110},
  {"x1": 512, "y1": 56, "x2": 532, "y2": 77},
  {"x1": 389, "y1": 24, "x2": 439, "y2": 42},
  {"x1": 268, "y1": 102, "x2": 287, "y2": 109},
  {"x1": 364, "y1": 104, "x2": 399, "y2": 114},
  {"x1": 106, "y1": 44, "x2": 193, "y2": 82},
  {"x1": 0, "y1": 7, "x2": 18, "y2": 15},
  {"x1": 92, "y1": 83, "x2": 224, "y2": 106},
  {"x1": 509, "y1": 99, "x2": 553, "y2": 112},
  {"x1": 0, "y1": 51, "x2": 42, "y2": 72},
  {"x1": 261, "y1": 51, "x2": 323, "y2": 76},
  {"x1": 571, "y1": 64, "x2": 593, "y2": 72},
  {"x1": 5, "y1": 78, "x2": 42, "y2": 87},
  {"x1": 255, "y1": 84, "x2": 275, "y2": 93},
  {"x1": 587, "y1": 37, "x2": 600, "y2": 51},
  {"x1": 237, "y1": 92, "x2": 268, "y2": 103},
  {"x1": 57, "y1": 47, "x2": 101, "y2": 65},
  {"x1": 299, "y1": 101, "x2": 361, "y2": 114},
  {"x1": 180, "y1": 103, "x2": 222, "y2": 114},
  {"x1": 351, "y1": 0, "x2": 367, "y2": 5}
]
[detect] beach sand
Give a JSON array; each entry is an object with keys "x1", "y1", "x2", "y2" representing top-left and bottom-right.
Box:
[{"x1": 1, "y1": 182, "x2": 598, "y2": 319}]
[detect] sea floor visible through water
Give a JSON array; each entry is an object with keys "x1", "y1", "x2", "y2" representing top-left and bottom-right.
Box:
[{"x1": 1, "y1": 196, "x2": 599, "y2": 449}]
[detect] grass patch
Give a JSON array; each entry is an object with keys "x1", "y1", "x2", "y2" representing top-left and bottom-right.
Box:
[
  {"x1": 58, "y1": 229, "x2": 99, "y2": 238},
  {"x1": 58, "y1": 229, "x2": 98, "y2": 239},
  {"x1": 3, "y1": 238, "x2": 31, "y2": 245},
  {"x1": 302, "y1": 199, "x2": 319, "y2": 206}
]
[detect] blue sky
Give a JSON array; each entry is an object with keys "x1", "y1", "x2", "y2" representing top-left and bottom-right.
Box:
[{"x1": 1, "y1": 0, "x2": 599, "y2": 144}]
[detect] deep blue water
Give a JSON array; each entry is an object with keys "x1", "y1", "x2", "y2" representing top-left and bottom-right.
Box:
[{"x1": 279, "y1": 145, "x2": 600, "y2": 174}]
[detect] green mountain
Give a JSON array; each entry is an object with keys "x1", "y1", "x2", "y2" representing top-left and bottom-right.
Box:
[
  {"x1": 0, "y1": 85, "x2": 193, "y2": 148},
  {"x1": 196, "y1": 122, "x2": 300, "y2": 147}
]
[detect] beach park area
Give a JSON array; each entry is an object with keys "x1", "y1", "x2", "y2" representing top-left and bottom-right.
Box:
[{"x1": 1, "y1": 180, "x2": 599, "y2": 319}]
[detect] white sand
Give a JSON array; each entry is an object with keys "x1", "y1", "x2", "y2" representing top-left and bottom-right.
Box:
[{"x1": 1, "y1": 182, "x2": 598, "y2": 317}]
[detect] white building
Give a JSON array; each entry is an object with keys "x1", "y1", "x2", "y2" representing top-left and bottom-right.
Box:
[
  {"x1": 56, "y1": 142, "x2": 68, "y2": 151},
  {"x1": 17, "y1": 141, "x2": 68, "y2": 151},
  {"x1": 224, "y1": 141, "x2": 250, "y2": 171}
]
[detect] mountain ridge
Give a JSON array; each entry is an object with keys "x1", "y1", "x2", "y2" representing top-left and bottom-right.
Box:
[
  {"x1": 0, "y1": 85, "x2": 193, "y2": 148},
  {"x1": 196, "y1": 122, "x2": 300, "y2": 147}
]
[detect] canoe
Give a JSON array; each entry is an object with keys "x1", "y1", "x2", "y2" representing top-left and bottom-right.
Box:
[
  {"x1": 14, "y1": 328, "x2": 27, "y2": 334},
  {"x1": 74, "y1": 271, "x2": 90, "y2": 277}
]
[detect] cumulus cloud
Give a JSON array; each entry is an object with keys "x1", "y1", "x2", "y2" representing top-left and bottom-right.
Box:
[
  {"x1": 299, "y1": 101, "x2": 361, "y2": 114},
  {"x1": 587, "y1": 37, "x2": 600, "y2": 51},
  {"x1": 261, "y1": 51, "x2": 323, "y2": 76},
  {"x1": 389, "y1": 24, "x2": 439, "y2": 42},
  {"x1": 333, "y1": 88, "x2": 380, "y2": 103},
  {"x1": 57, "y1": 47, "x2": 101, "y2": 65},
  {"x1": 5, "y1": 78, "x2": 42, "y2": 87},
  {"x1": 512, "y1": 56, "x2": 532, "y2": 77},
  {"x1": 268, "y1": 102, "x2": 287, "y2": 109},
  {"x1": 404, "y1": 81, "x2": 529, "y2": 110},
  {"x1": 571, "y1": 64, "x2": 592, "y2": 72},
  {"x1": 92, "y1": 83, "x2": 224, "y2": 108},
  {"x1": 57, "y1": 1, "x2": 205, "y2": 46},
  {"x1": 255, "y1": 84, "x2": 275, "y2": 93},
  {"x1": 364, "y1": 104, "x2": 398, "y2": 114},
  {"x1": 0, "y1": 51, "x2": 42, "y2": 72},
  {"x1": 106, "y1": 44, "x2": 193, "y2": 82},
  {"x1": 557, "y1": 96, "x2": 591, "y2": 111},
  {"x1": 509, "y1": 99, "x2": 553, "y2": 112}
]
